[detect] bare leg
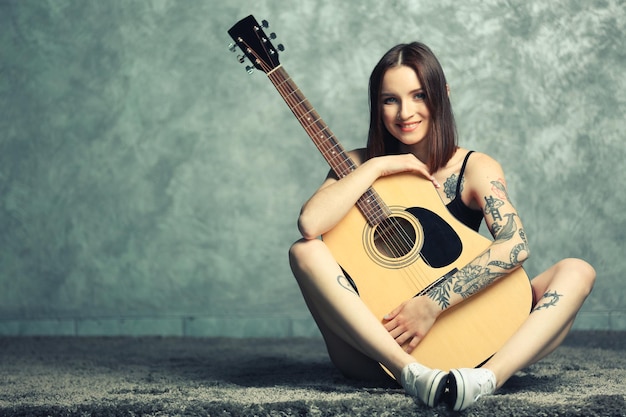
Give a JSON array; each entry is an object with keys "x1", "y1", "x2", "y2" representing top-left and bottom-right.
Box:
[
  {"x1": 481, "y1": 258, "x2": 596, "y2": 389},
  {"x1": 300, "y1": 285, "x2": 392, "y2": 382},
  {"x1": 289, "y1": 238, "x2": 416, "y2": 381}
]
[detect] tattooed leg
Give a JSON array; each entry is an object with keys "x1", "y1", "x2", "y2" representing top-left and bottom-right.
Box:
[
  {"x1": 337, "y1": 275, "x2": 358, "y2": 295},
  {"x1": 289, "y1": 238, "x2": 416, "y2": 381},
  {"x1": 476, "y1": 258, "x2": 595, "y2": 389},
  {"x1": 533, "y1": 290, "x2": 564, "y2": 312}
]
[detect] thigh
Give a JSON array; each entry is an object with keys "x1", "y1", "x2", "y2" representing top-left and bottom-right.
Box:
[
  {"x1": 291, "y1": 239, "x2": 396, "y2": 384},
  {"x1": 300, "y1": 270, "x2": 395, "y2": 383}
]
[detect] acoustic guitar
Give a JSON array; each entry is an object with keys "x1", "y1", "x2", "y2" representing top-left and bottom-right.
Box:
[{"x1": 228, "y1": 15, "x2": 532, "y2": 371}]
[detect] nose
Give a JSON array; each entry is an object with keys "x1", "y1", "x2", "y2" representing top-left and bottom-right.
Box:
[{"x1": 397, "y1": 100, "x2": 415, "y2": 121}]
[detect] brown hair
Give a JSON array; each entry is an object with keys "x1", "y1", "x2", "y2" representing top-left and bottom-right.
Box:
[{"x1": 366, "y1": 42, "x2": 458, "y2": 173}]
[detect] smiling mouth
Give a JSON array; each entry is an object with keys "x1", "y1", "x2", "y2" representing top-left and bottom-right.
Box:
[{"x1": 399, "y1": 121, "x2": 421, "y2": 131}]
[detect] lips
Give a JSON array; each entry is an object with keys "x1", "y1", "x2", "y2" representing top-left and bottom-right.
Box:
[{"x1": 398, "y1": 121, "x2": 421, "y2": 132}]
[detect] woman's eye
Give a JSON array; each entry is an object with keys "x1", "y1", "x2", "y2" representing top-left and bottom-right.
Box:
[
  {"x1": 383, "y1": 97, "x2": 397, "y2": 105},
  {"x1": 414, "y1": 92, "x2": 426, "y2": 101}
]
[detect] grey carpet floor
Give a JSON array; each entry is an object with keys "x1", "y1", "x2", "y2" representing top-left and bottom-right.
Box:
[{"x1": 0, "y1": 331, "x2": 625, "y2": 416}]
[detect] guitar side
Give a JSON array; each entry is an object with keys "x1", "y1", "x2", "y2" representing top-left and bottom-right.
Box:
[{"x1": 322, "y1": 173, "x2": 532, "y2": 371}]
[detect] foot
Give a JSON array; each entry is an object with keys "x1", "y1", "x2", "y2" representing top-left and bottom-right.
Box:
[
  {"x1": 400, "y1": 363, "x2": 448, "y2": 407},
  {"x1": 447, "y1": 367, "x2": 496, "y2": 411}
]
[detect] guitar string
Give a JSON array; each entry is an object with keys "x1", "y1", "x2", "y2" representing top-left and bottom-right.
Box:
[
  {"x1": 241, "y1": 34, "x2": 426, "y2": 289},
  {"x1": 240, "y1": 32, "x2": 432, "y2": 292},
  {"x1": 232, "y1": 32, "x2": 428, "y2": 299},
  {"x1": 270, "y1": 69, "x2": 433, "y2": 292},
  {"x1": 269, "y1": 68, "x2": 430, "y2": 292}
]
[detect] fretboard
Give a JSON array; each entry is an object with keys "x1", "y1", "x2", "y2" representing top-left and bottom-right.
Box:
[{"x1": 267, "y1": 66, "x2": 391, "y2": 226}]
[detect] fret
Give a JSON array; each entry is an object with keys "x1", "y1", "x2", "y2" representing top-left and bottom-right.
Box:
[{"x1": 268, "y1": 66, "x2": 388, "y2": 226}]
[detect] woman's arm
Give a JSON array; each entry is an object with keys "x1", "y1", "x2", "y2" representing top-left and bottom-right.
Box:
[
  {"x1": 297, "y1": 150, "x2": 438, "y2": 239},
  {"x1": 384, "y1": 153, "x2": 530, "y2": 351},
  {"x1": 427, "y1": 152, "x2": 530, "y2": 308}
]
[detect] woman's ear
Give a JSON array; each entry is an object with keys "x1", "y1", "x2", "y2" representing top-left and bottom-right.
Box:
[{"x1": 446, "y1": 84, "x2": 451, "y2": 97}]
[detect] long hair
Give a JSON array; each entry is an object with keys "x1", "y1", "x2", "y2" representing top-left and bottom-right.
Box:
[{"x1": 366, "y1": 42, "x2": 457, "y2": 173}]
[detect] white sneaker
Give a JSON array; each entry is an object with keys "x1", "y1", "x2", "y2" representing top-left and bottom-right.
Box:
[
  {"x1": 400, "y1": 363, "x2": 448, "y2": 407},
  {"x1": 448, "y1": 367, "x2": 496, "y2": 411}
]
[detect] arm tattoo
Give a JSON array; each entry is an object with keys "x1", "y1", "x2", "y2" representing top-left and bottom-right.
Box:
[
  {"x1": 443, "y1": 215, "x2": 528, "y2": 302},
  {"x1": 453, "y1": 251, "x2": 502, "y2": 299},
  {"x1": 490, "y1": 213, "x2": 517, "y2": 241},
  {"x1": 484, "y1": 179, "x2": 510, "y2": 222},
  {"x1": 533, "y1": 290, "x2": 563, "y2": 311},
  {"x1": 428, "y1": 180, "x2": 529, "y2": 307},
  {"x1": 519, "y1": 228, "x2": 528, "y2": 247},
  {"x1": 491, "y1": 179, "x2": 511, "y2": 201},
  {"x1": 427, "y1": 279, "x2": 453, "y2": 309},
  {"x1": 484, "y1": 195, "x2": 504, "y2": 221},
  {"x1": 427, "y1": 251, "x2": 502, "y2": 305},
  {"x1": 487, "y1": 213, "x2": 528, "y2": 270}
]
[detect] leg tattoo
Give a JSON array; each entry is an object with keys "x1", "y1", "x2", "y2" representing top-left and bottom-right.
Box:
[
  {"x1": 533, "y1": 290, "x2": 564, "y2": 312},
  {"x1": 337, "y1": 275, "x2": 358, "y2": 295}
]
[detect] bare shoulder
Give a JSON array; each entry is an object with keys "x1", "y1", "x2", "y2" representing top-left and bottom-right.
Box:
[
  {"x1": 463, "y1": 152, "x2": 510, "y2": 207},
  {"x1": 466, "y1": 151, "x2": 505, "y2": 179}
]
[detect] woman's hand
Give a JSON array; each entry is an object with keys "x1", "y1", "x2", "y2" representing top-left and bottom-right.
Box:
[
  {"x1": 369, "y1": 153, "x2": 440, "y2": 188},
  {"x1": 298, "y1": 151, "x2": 440, "y2": 239},
  {"x1": 383, "y1": 296, "x2": 441, "y2": 353}
]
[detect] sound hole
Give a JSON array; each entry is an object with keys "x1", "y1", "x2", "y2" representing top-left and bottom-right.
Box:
[{"x1": 373, "y1": 216, "x2": 417, "y2": 258}]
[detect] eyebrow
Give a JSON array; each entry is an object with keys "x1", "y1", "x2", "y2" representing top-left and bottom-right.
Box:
[{"x1": 380, "y1": 88, "x2": 425, "y2": 96}]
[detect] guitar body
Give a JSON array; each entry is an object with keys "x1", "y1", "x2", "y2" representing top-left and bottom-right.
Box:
[
  {"x1": 228, "y1": 14, "x2": 532, "y2": 372},
  {"x1": 323, "y1": 173, "x2": 532, "y2": 371}
]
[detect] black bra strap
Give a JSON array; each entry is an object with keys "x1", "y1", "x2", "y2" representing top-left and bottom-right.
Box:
[{"x1": 456, "y1": 151, "x2": 475, "y2": 197}]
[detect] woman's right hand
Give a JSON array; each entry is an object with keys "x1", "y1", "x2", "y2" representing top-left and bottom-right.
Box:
[{"x1": 369, "y1": 154, "x2": 440, "y2": 188}]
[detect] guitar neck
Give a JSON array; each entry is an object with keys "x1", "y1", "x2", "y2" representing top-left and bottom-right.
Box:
[
  {"x1": 267, "y1": 66, "x2": 353, "y2": 177},
  {"x1": 267, "y1": 66, "x2": 390, "y2": 226}
]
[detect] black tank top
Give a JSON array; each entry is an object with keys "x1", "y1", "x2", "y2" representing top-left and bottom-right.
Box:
[{"x1": 445, "y1": 151, "x2": 483, "y2": 232}]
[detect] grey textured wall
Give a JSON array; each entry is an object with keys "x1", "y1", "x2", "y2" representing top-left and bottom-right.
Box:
[{"x1": 0, "y1": 0, "x2": 624, "y2": 336}]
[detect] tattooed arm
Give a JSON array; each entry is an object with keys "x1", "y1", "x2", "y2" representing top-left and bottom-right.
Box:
[
  {"x1": 427, "y1": 152, "x2": 530, "y2": 309},
  {"x1": 384, "y1": 152, "x2": 530, "y2": 351}
]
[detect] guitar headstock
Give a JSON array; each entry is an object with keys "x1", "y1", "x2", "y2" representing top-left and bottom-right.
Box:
[{"x1": 228, "y1": 15, "x2": 283, "y2": 74}]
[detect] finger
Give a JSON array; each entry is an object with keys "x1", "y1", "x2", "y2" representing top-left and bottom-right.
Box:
[
  {"x1": 383, "y1": 305, "x2": 402, "y2": 321},
  {"x1": 410, "y1": 166, "x2": 440, "y2": 188},
  {"x1": 395, "y1": 331, "x2": 413, "y2": 347},
  {"x1": 418, "y1": 170, "x2": 440, "y2": 188},
  {"x1": 383, "y1": 319, "x2": 397, "y2": 332},
  {"x1": 405, "y1": 335, "x2": 422, "y2": 353},
  {"x1": 386, "y1": 323, "x2": 405, "y2": 339}
]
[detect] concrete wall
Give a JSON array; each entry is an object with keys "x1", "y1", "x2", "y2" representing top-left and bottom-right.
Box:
[{"x1": 1, "y1": 0, "x2": 624, "y2": 336}]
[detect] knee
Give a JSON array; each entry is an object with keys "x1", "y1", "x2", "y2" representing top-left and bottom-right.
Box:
[
  {"x1": 557, "y1": 258, "x2": 596, "y2": 296},
  {"x1": 288, "y1": 238, "x2": 326, "y2": 275}
]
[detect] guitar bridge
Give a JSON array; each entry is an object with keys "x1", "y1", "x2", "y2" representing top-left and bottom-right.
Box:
[{"x1": 416, "y1": 268, "x2": 458, "y2": 297}]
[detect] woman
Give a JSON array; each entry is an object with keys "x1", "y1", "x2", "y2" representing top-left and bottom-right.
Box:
[{"x1": 288, "y1": 42, "x2": 595, "y2": 411}]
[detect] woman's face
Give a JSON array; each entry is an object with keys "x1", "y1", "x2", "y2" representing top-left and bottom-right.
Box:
[{"x1": 380, "y1": 65, "x2": 431, "y2": 149}]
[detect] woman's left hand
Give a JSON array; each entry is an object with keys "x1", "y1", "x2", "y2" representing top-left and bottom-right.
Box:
[{"x1": 383, "y1": 296, "x2": 441, "y2": 353}]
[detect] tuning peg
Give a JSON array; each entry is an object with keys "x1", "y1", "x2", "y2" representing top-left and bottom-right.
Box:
[
  {"x1": 261, "y1": 19, "x2": 269, "y2": 28},
  {"x1": 277, "y1": 44, "x2": 285, "y2": 51},
  {"x1": 228, "y1": 43, "x2": 237, "y2": 52},
  {"x1": 237, "y1": 54, "x2": 245, "y2": 63},
  {"x1": 269, "y1": 32, "x2": 277, "y2": 40},
  {"x1": 245, "y1": 65, "x2": 255, "y2": 74}
]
